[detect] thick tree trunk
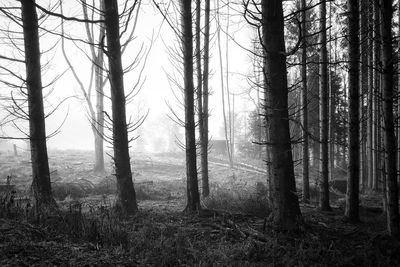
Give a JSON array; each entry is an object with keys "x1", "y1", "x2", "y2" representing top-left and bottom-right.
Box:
[
  {"x1": 319, "y1": 0, "x2": 330, "y2": 211},
  {"x1": 380, "y1": 0, "x2": 400, "y2": 238},
  {"x1": 301, "y1": 0, "x2": 310, "y2": 203},
  {"x1": 181, "y1": 0, "x2": 201, "y2": 212},
  {"x1": 104, "y1": 0, "x2": 137, "y2": 214},
  {"x1": 345, "y1": 0, "x2": 360, "y2": 222},
  {"x1": 262, "y1": 0, "x2": 302, "y2": 230},
  {"x1": 21, "y1": 0, "x2": 56, "y2": 211},
  {"x1": 201, "y1": 0, "x2": 211, "y2": 197}
]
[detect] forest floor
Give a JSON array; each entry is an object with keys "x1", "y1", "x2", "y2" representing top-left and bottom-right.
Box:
[{"x1": 0, "y1": 150, "x2": 399, "y2": 266}]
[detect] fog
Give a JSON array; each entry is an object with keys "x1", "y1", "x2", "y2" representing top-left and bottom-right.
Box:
[{"x1": 0, "y1": 0, "x2": 255, "y2": 154}]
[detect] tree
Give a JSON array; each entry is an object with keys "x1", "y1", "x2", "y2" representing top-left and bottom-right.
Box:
[
  {"x1": 216, "y1": 0, "x2": 234, "y2": 169},
  {"x1": 104, "y1": 0, "x2": 137, "y2": 214},
  {"x1": 195, "y1": 0, "x2": 211, "y2": 197},
  {"x1": 300, "y1": 0, "x2": 309, "y2": 203},
  {"x1": 319, "y1": 0, "x2": 330, "y2": 211},
  {"x1": 60, "y1": 0, "x2": 106, "y2": 172},
  {"x1": 262, "y1": 0, "x2": 302, "y2": 229},
  {"x1": 21, "y1": 0, "x2": 56, "y2": 211},
  {"x1": 200, "y1": 0, "x2": 211, "y2": 197},
  {"x1": 82, "y1": 0, "x2": 106, "y2": 173},
  {"x1": 345, "y1": 0, "x2": 360, "y2": 222},
  {"x1": 181, "y1": 0, "x2": 201, "y2": 212},
  {"x1": 380, "y1": 0, "x2": 399, "y2": 238}
]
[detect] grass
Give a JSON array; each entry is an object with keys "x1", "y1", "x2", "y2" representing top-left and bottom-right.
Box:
[
  {"x1": 1, "y1": 152, "x2": 399, "y2": 265},
  {"x1": 1, "y1": 185, "x2": 400, "y2": 266},
  {"x1": 203, "y1": 181, "x2": 270, "y2": 217}
]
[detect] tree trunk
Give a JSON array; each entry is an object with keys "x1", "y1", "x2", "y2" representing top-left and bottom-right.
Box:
[
  {"x1": 359, "y1": 0, "x2": 368, "y2": 189},
  {"x1": 398, "y1": 0, "x2": 400, "y2": 188},
  {"x1": 104, "y1": 0, "x2": 137, "y2": 214},
  {"x1": 380, "y1": 0, "x2": 400, "y2": 238},
  {"x1": 301, "y1": 0, "x2": 310, "y2": 203},
  {"x1": 201, "y1": 0, "x2": 211, "y2": 197},
  {"x1": 21, "y1": 0, "x2": 56, "y2": 211},
  {"x1": 195, "y1": 0, "x2": 204, "y2": 194},
  {"x1": 181, "y1": 0, "x2": 201, "y2": 212},
  {"x1": 345, "y1": 0, "x2": 360, "y2": 222},
  {"x1": 216, "y1": 0, "x2": 233, "y2": 169},
  {"x1": 94, "y1": 0, "x2": 105, "y2": 173},
  {"x1": 367, "y1": 0, "x2": 374, "y2": 189},
  {"x1": 372, "y1": 0, "x2": 381, "y2": 191},
  {"x1": 262, "y1": 0, "x2": 302, "y2": 230},
  {"x1": 319, "y1": 0, "x2": 330, "y2": 211}
]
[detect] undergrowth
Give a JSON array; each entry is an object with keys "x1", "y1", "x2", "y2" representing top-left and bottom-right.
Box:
[
  {"x1": 203, "y1": 181, "x2": 270, "y2": 217},
  {"x1": 1, "y1": 190, "x2": 400, "y2": 266}
]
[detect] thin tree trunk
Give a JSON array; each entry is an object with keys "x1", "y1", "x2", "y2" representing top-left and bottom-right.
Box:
[
  {"x1": 262, "y1": 0, "x2": 302, "y2": 230},
  {"x1": 195, "y1": 0, "x2": 205, "y2": 196},
  {"x1": 398, "y1": 0, "x2": 400, "y2": 187},
  {"x1": 345, "y1": 0, "x2": 360, "y2": 222},
  {"x1": 216, "y1": 0, "x2": 233, "y2": 169},
  {"x1": 367, "y1": 0, "x2": 374, "y2": 189},
  {"x1": 359, "y1": 0, "x2": 368, "y2": 189},
  {"x1": 328, "y1": 0, "x2": 334, "y2": 182},
  {"x1": 201, "y1": 0, "x2": 210, "y2": 197},
  {"x1": 104, "y1": 0, "x2": 137, "y2": 214},
  {"x1": 380, "y1": 0, "x2": 400, "y2": 238},
  {"x1": 181, "y1": 0, "x2": 201, "y2": 212},
  {"x1": 372, "y1": 0, "x2": 381, "y2": 191},
  {"x1": 301, "y1": 0, "x2": 310, "y2": 203},
  {"x1": 94, "y1": 0, "x2": 105, "y2": 173},
  {"x1": 225, "y1": 3, "x2": 234, "y2": 163},
  {"x1": 21, "y1": 0, "x2": 56, "y2": 211},
  {"x1": 319, "y1": 0, "x2": 330, "y2": 211}
]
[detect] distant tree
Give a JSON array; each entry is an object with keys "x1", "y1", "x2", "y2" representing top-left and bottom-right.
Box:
[
  {"x1": 104, "y1": 0, "x2": 137, "y2": 214},
  {"x1": 216, "y1": 0, "x2": 234, "y2": 169},
  {"x1": 59, "y1": 0, "x2": 106, "y2": 173},
  {"x1": 21, "y1": 0, "x2": 56, "y2": 211},
  {"x1": 261, "y1": 0, "x2": 302, "y2": 229},
  {"x1": 345, "y1": 0, "x2": 360, "y2": 222},
  {"x1": 380, "y1": 0, "x2": 399, "y2": 238},
  {"x1": 181, "y1": 0, "x2": 201, "y2": 212}
]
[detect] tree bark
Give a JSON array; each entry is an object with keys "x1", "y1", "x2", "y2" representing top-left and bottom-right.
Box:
[
  {"x1": 319, "y1": 0, "x2": 330, "y2": 211},
  {"x1": 262, "y1": 0, "x2": 302, "y2": 230},
  {"x1": 380, "y1": 0, "x2": 400, "y2": 238},
  {"x1": 181, "y1": 0, "x2": 201, "y2": 212},
  {"x1": 345, "y1": 0, "x2": 360, "y2": 222},
  {"x1": 104, "y1": 0, "x2": 137, "y2": 214},
  {"x1": 301, "y1": 0, "x2": 310, "y2": 203},
  {"x1": 21, "y1": 0, "x2": 56, "y2": 211}
]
